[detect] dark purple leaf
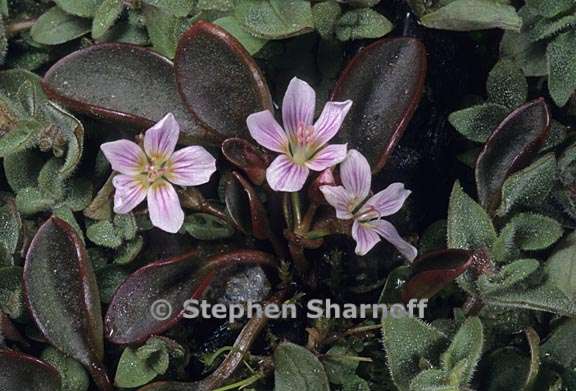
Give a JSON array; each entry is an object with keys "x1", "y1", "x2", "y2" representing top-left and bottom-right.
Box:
[
  {"x1": 23, "y1": 217, "x2": 112, "y2": 391},
  {"x1": 105, "y1": 249, "x2": 275, "y2": 345},
  {"x1": 222, "y1": 138, "x2": 270, "y2": 186},
  {"x1": 0, "y1": 350, "x2": 61, "y2": 391},
  {"x1": 331, "y1": 38, "x2": 427, "y2": 173},
  {"x1": 476, "y1": 98, "x2": 551, "y2": 213},
  {"x1": 175, "y1": 21, "x2": 273, "y2": 139},
  {"x1": 42, "y1": 44, "x2": 216, "y2": 143},
  {"x1": 402, "y1": 249, "x2": 474, "y2": 301}
]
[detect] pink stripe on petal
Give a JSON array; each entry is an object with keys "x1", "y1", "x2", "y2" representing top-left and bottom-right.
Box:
[
  {"x1": 319, "y1": 185, "x2": 354, "y2": 220},
  {"x1": 112, "y1": 175, "x2": 147, "y2": 214},
  {"x1": 364, "y1": 183, "x2": 411, "y2": 217},
  {"x1": 247, "y1": 110, "x2": 289, "y2": 153},
  {"x1": 313, "y1": 100, "x2": 352, "y2": 146},
  {"x1": 144, "y1": 113, "x2": 180, "y2": 160},
  {"x1": 167, "y1": 146, "x2": 217, "y2": 186},
  {"x1": 282, "y1": 77, "x2": 316, "y2": 135},
  {"x1": 101, "y1": 140, "x2": 146, "y2": 175},
  {"x1": 371, "y1": 219, "x2": 417, "y2": 261},
  {"x1": 147, "y1": 180, "x2": 184, "y2": 233},
  {"x1": 266, "y1": 154, "x2": 309, "y2": 192},
  {"x1": 340, "y1": 149, "x2": 371, "y2": 201},
  {"x1": 306, "y1": 144, "x2": 347, "y2": 171},
  {"x1": 352, "y1": 220, "x2": 381, "y2": 256}
]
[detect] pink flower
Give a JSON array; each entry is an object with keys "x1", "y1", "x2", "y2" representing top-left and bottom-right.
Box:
[
  {"x1": 100, "y1": 113, "x2": 216, "y2": 233},
  {"x1": 247, "y1": 77, "x2": 351, "y2": 192},
  {"x1": 320, "y1": 150, "x2": 417, "y2": 260}
]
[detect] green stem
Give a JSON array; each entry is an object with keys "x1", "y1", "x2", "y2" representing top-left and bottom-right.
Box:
[
  {"x1": 291, "y1": 192, "x2": 302, "y2": 230},
  {"x1": 212, "y1": 372, "x2": 264, "y2": 391}
]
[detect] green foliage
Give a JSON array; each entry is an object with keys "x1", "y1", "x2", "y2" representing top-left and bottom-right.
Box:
[
  {"x1": 54, "y1": 0, "x2": 99, "y2": 18},
  {"x1": 115, "y1": 337, "x2": 185, "y2": 388},
  {"x1": 214, "y1": 16, "x2": 268, "y2": 55},
  {"x1": 0, "y1": 266, "x2": 25, "y2": 320},
  {"x1": 234, "y1": 0, "x2": 314, "y2": 40},
  {"x1": 183, "y1": 213, "x2": 235, "y2": 240},
  {"x1": 31, "y1": 7, "x2": 91, "y2": 45},
  {"x1": 497, "y1": 154, "x2": 557, "y2": 216},
  {"x1": 274, "y1": 342, "x2": 330, "y2": 391},
  {"x1": 86, "y1": 213, "x2": 137, "y2": 249},
  {"x1": 335, "y1": 9, "x2": 393, "y2": 41},
  {"x1": 447, "y1": 181, "x2": 497, "y2": 250},
  {"x1": 382, "y1": 316, "x2": 448, "y2": 390},
  {"x1": 41, "y1": 347, "x2": 90, "y2": 391},
  {"x1": 449, "y1": 103, "x2": 508, "y2": 143},
  {"x1": 417, "y1": 0, "x2": 522, "y2": 32},
  {"x1": 92, "y1": 0, "x2": 124, "y2": 39}
]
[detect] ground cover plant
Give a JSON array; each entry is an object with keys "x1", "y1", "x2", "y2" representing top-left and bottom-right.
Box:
[{"x1": 0, "y1": 0, "x2": 575, "y2": 390}]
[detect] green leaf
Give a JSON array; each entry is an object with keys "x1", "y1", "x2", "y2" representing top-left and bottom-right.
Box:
[
  {"x1": 0, "y1": 16, "x2": 6, "y2": 66},
  {"x1": 312, "y1": 1, "x2": 341, "y2": 40},
  {"x1": 447, "y1": 182, "x2": 497, "y2": 250},
  {"x1": 525, "y1": 0, "x2": 574, "y2": 18},
  {"x1": 409, "y1": 368, "x2": 454, "y2": 391},
  {"x1": 0, "y1": 119, "x2": 42, "y2": 158},
  {"x1": 114, "y1": 213, "x2": 137, "y2": 240},
  {"x1": 482, "y1": 275, "x2": 576, "y2": 316},
  {"x1": 143, "y1": 5, "x2": 184, "y2": 58},
  {"x1": 274, "y1": 342, "x2": 330, "y2": 391},
  {"x1": 448, "y1": 103, "x2": 509, "y2": 143},
  {"x1": 213, "y1": 17, "x2": 268, "y2": 55},
  {"x1": 86, "y1": 220, "x2": 122, "y2": 249},
  {"x1": 184, "y1": 213, "x2": 235, "y2": 240},
  {"x1": 321, "y1": 345, "x2": 360, "y2": 385},
  {"x1": 0, "y1": 196, "x2": 21, "y2": 257},
  {"x1": 477, "y1": 259, "x2": 540, "y2": 293},
  {"x1": 487, "y1": 59, "x2": 528, "y2": 108},
  {"x1": 114, "y1": 347, "x2": 160, "y2": 388},
  {"x1": 440, "y1": 317, "x2": 483, "y2": 386},
  {"x1": 541, "y1": 319, "x2": 576, "y2": 367},
  {"x1": 92, "y1": 0, "x2": 124, "y2": 39},
  {"x1": 496, "y1": 154, "x2": 557, "y2": 216},
  {"x1": 501, "y1": 213, "x2": 563, "y2": 251},
  {"x1": 31, "y1": 7, "x2": 91, "y2": 45},
  {"x1": 500, "y1": 30, "x2": 548, "y2": 77},
  {"x1": 547, "y1": 31, "x2": 576, "y2": 107},
  {"x1": 546, "y1": 232, "x2": 576, "y2": 302},
  {"x1": 382, "y1": 316, "x2": 448, "y2": 391},
  {"x1": 528, "y1": 14, "x2": 576, "y2": 42},
  {"x1": 234, "y1": 0, "x2": 314, "y2": 39},
  {"x1": 63, "y1": 177, "x2": 93, "y2": 212},
  {"x1": 142, "y1": 0, "x2": 195, "y2": 17},
  {"x1": 3, "y1": 150, "x2": 44, "y2": 193},
  {"x1": 197, "y1": 0, "x2": 234, "y2": 11},
  {"x1": 15, "y1": 187, "x2": 55, "y2": 215},
  {"x1": 41, "y1": 347, "x2": 90, "y2": 391},
  {"x1": 115, "y1": 236, "x2": 143, "y2": 264},
  {"x1": 54, "y1": 0, "x2": 100, "y2": 18},
  {"x1": 0, "y1": 266, "x2": 25, "y2": 320},
  {"x1": 96, "y1": 266, "x2": 129, "y2": 303},
  {"x1": 335, "y1": 8, "x2": 393, "y2": 41},
  {"x1": 420, "y1": 0, "x2": 522, "y2": 32}
]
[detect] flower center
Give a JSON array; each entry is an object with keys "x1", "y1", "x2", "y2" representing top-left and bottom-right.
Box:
[
  {"x1": 355, "y1": 205, "x2": 381, "y2": 223},
  {"x1": 290, "y1": 123, "x2": 316, "y2": 165},
  {"x1": 145, "y1": 160, "x2": 170, "y2": 185}
]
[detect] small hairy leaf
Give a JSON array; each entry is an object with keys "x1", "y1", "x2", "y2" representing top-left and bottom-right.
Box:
[
  {"x1": 31, "y1": 7, "x2": 91, "y2": 45},
  {"x1": 335, "y1": 9, "x2": 393, "y2": 41},
  {"x1": 547, "y1": 31, "x2": 576, "y2": 107},
  {"x1": 487, "y1": 59, "x2": 528, "y2": 108},
  {"x1": 525, "y1": 0, "x2": 574, "y2": 18},
  {"x1": 92, "y1": 0, "x2": 124, "y2": 39},
  {"x1": 447, "y1": 182, "x2": 497, "y2": 250},
  {"x1": 213, "y1": 17, "x2": 268, "y2": 55},
  {"x1": 41, "y1": 347, "x2": 90, "y2": 391},
  {"x1": 448, "y1": 103, "x2": 508, "y2": 143},
  {"x1": 273, "y1": 342, "x2": 330, "y2": 391},
  {"x1": 501, "y1": 213, "x2": 563, "y2": 251},
  {"x1": 497, "y1": 153, "x2": 557, "y2": 216},
  {"x1": 382, "y1": 316, "x2": 448, "y2": 391},
  {"x1": 420, "y1": 0, "x2": 522, "y2": 32},
  {"x1": 313, "y1": 1, "x2": 342, "y2": 40},
  {"x1": 234, "y1": 0, "x2": 314, "y2": 39},
  {"x1": 440, "y1": 317, "x2": 483, "y2": 386},
  {"x1": 54, "y1": 0, "x2": 100, "y2": 18}
]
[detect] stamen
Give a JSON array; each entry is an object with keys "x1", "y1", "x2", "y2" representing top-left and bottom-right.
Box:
[{"x1": 355, "y1": 205, "x2": 381, "y2": 222}]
